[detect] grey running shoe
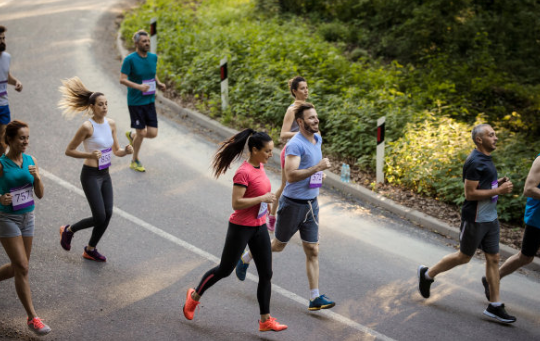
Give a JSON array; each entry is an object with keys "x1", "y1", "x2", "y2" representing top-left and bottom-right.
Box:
[
  {"x1": 481, "y1": 276, "x2": 490, "y2": 301},
  {"x1": 483, "y1": 303, "x2": 516, "y2": 323},
  {"x1": 27, "y1": 317, "x2": 51, "y2": 335},
  {"x1": 418, "y1": 265, "x2": 434, "y2": 298}
]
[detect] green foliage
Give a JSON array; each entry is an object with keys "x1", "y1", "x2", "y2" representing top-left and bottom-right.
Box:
[
  {"x1": 267, "y1": 0, "x2": 540, "y2": 135},
  {"x1": 121, "y1": 0, "x2": 539, "y2": 223},
  {"x1": 386, "y1": 115, "x2": 540, "y2": 222}
]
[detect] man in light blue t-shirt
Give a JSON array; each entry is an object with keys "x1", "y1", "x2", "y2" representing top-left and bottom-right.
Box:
[
  {"x1": 120, "y1": 29, "x2": 166, "y2": 172},
  {"x1": 0, "y1": 26, "x2": 23, "y2": 156},
  {"x1": 236, "y1": 102, "x2": 336, "y2": 311}
]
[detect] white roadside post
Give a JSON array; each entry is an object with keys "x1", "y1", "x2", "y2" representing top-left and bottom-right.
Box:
[
  {"x1": 150, "y1": 18, "x2": 157, "y2": 54},
  {"x1": 376, "y1": 116, "x2": 385, "y2": 184},
  {"x1": 220, "y1": 57, "x2": 228, "y2": 111}
]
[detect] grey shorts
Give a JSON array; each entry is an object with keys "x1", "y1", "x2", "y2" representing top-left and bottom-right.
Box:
[
  {"x1": 459, "y1": 219, "x2": 499, "y2": 256},
  {"x1": 275, "y1": 196, "x2": 319, "y2": 244},
  {"x1": 0, "y1": 211, "x2": 35, "y2": 238}
]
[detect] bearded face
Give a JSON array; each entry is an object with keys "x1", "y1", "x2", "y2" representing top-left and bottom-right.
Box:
[{"x1": 299, "y1": 108, "x2": 319, "y2": 134}]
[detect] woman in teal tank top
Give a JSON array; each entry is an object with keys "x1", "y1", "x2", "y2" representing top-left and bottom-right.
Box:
[{"x1": 0, "y1": 120, "x2": 50, "y2": 335}]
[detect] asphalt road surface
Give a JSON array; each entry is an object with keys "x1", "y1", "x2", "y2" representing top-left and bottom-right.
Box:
[{"x1": 1, "y1": 0, "x2": 539, "y2": 340}]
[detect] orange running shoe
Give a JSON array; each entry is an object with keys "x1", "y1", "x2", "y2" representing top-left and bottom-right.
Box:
[
  {"x1": 259, "y1": 316, "x2": 288, "y2": 332},
  {"x1": 183, "y1": 288, "x2": 200, "y2": 320},
  {"x1": 27, "y1": 317, "x2": 51, "y2": 335}
]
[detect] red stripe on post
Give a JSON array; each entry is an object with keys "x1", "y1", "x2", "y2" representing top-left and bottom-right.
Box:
[
  {"x1": 376, "y1": 122, "x2": 385, "y2": 145},
  {"x1": 220, "y1": 64, "x2": 227, "y2": 81}
]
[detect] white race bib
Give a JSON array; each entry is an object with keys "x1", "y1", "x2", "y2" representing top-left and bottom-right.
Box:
[
  {"x1": 0, "y1": 80, "x2": 7, "y2": 97},
  {"x1": 10, "y1": 183, "x2": 34, "y2": 211},
  {"x1": 257, "y1": 202, "x2": 268, "y2": 219},
  {"x1": 142, "y1": 79, "x2": 156, "y2": 95},
  {"x1": 98, "y1": 148, "x2": 112, "y2": 170},
  {"x1": 309, "y1": 171, "x2": 323, "y2": 188},
  {"x1": 491, "y1": 180, "x2": 499, "y2": 203}
]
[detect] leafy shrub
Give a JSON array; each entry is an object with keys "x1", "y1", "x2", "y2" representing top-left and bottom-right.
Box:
[
  {"x1": 319, "y1": 21, "x2": 351, "y2": 43},
  {"x1": 386, "y1": 115, "x2": 540, "y2": 222},
  {"x1": 121, "y1": 0, "x2": 539, "y2": 223}
]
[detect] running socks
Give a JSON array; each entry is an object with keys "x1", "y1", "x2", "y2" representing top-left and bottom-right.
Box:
[
  {"x1": 310, "y1": 289, "x2": 320, "y2": 300},
  {"x1": 241, "y1": 251, "x2": 253, "y2": 264}
]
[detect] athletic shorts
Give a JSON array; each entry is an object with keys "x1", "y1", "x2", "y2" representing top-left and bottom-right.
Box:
[
  {"x1": 521, "y1": 224, "x2": 540, "y2": 257},
  {"x1": 128, "y1": 103, "x2": 158, "y2": 129},
  {"x1": 280, "y1": 146, "x2": 286, "y2": 169},
  {"x1": 275, "y1": 196, "x2": 319, "y2": 244},
  {"x1": 459, "y1": 219, "x2": 499, "y2": 256},
  {"x1": 0, "y1": 105, "x2": 11, "y2": 125},
  {"x1": 0, "y1": 211, "x2": 35, "y2": 238}
]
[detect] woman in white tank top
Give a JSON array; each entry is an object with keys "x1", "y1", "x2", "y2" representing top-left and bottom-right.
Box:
[
  {"x1": 57, "y1": 77, "x2": 133, "y2": 262},
  {"x1": 268, "y1": 76, "x2": 309, "y2": 230}
]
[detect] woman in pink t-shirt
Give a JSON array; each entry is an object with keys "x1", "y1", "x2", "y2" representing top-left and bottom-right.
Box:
[{"x1": 182, "y1": 128, "x2": 287, "y2": 333}]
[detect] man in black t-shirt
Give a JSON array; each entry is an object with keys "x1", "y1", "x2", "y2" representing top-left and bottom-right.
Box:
[{"x1": 417, "y1": 124, "x2": 516, "y2": 324}]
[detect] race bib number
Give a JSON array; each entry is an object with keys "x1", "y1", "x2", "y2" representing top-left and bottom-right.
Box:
[
  {"x1": 10, "y1": 183, "x2": 34, "y2": 211},
  {"x1": 491, "y1": 180, "x2": 498, "y2": 203},
  {"x1": 0, "y1": 80, "x2": 7, "y2": 97},
  {"x1": 309, "y1": 171, "x2": 323, "y2": 188},
  {"x1": 142, "y1": 79, "x2": 156, "y2": 95},
  {"x1": 257, "y1": 202, "x2": 268, "y2": 219},
  {"x1": 99, "y1": 148, "x2": 112, "y2": 170}
]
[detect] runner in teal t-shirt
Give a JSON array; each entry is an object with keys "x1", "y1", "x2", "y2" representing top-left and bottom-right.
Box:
[{"x1": 120, "y1": 29, "x2": 166, "y2": 172}]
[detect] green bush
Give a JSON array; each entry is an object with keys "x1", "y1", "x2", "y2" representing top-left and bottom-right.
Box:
[
  {"x1": 265, "y1": 0, "x2": 540, "y2": 135},
  {"x1": 121, "y1": 0, "x2": 539, "y2": 223},
  {"x1": 386, "y1": 115, "x2": 540, "y2": 222}
]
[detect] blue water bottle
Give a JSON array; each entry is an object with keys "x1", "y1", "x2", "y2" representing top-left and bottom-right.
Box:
[
  {"x1": 341, "y1": 163, "x2": 346, "y2": 182},
  {"x1": 345, "y1": 164, "x2": 350, "y2": 183}
]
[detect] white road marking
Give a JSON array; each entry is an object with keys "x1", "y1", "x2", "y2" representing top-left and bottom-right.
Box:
[
  {"x1": 41, "y1": 168, "x2": 396, "y2": 341},
  {"x1": 0, "y1": 0, "x2": 13, "y2": 7}
]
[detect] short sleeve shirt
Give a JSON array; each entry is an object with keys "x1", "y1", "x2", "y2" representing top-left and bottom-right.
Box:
[
  {"x1": 229, "y1": 161, "x2": 271, "y2": 227},
  {"x1": 461, "y1": 149, "x2": 498, "y2": 222},
  {"x1": 120, "y1": 52, "x2": 158, "y2": 106},
  {"x1": 0, "y1": 52, "x2": 11, "y2": 106},
  {"x1": 0, "y1": 153, "x2": 35, "y2": 214},
  {"x1": 282, "y1": 133, "x2": 322, "y2": 200}
]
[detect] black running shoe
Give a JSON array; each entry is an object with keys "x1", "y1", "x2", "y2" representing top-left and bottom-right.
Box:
[
  {"x1": 418, "y1": 265, "x2": 434, "y2": 298},
  {"x1": 483, "y1": 303, "x2": 516, "y2": 324},
  {"x1": 481, "y1": 276, "x2": 490, "y2": 301}
]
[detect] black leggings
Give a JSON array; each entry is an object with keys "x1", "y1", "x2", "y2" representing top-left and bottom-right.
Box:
[
  {"x1": 195, "y1": 222, "x2": 273, "y2": 315},
  {"x1": 70, "y1": 165, "x2": 113, "y2": 248}
]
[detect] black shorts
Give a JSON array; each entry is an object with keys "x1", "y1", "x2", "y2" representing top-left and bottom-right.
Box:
[
  {"x1": 521, "y1": 225, "x2": 540, "y2": 257},
  {"x1": 459, "y1": 219, "x2": 500, "y2": 256},
  {"x1": 128, "y1": 103, "x2": 158, "y2": 129}
]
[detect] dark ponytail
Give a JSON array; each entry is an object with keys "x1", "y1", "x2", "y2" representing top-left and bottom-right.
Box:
[
  {"x1": 212, "y1": 128, "x2": 273, "y2": 178},
  {"x1": 288, "y1": 76, "x2": 306, "y2": 98}
]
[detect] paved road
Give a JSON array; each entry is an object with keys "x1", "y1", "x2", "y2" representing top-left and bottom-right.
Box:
[{"x1": 1, "y1": 0, "x2": 539, "y2": 340}]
